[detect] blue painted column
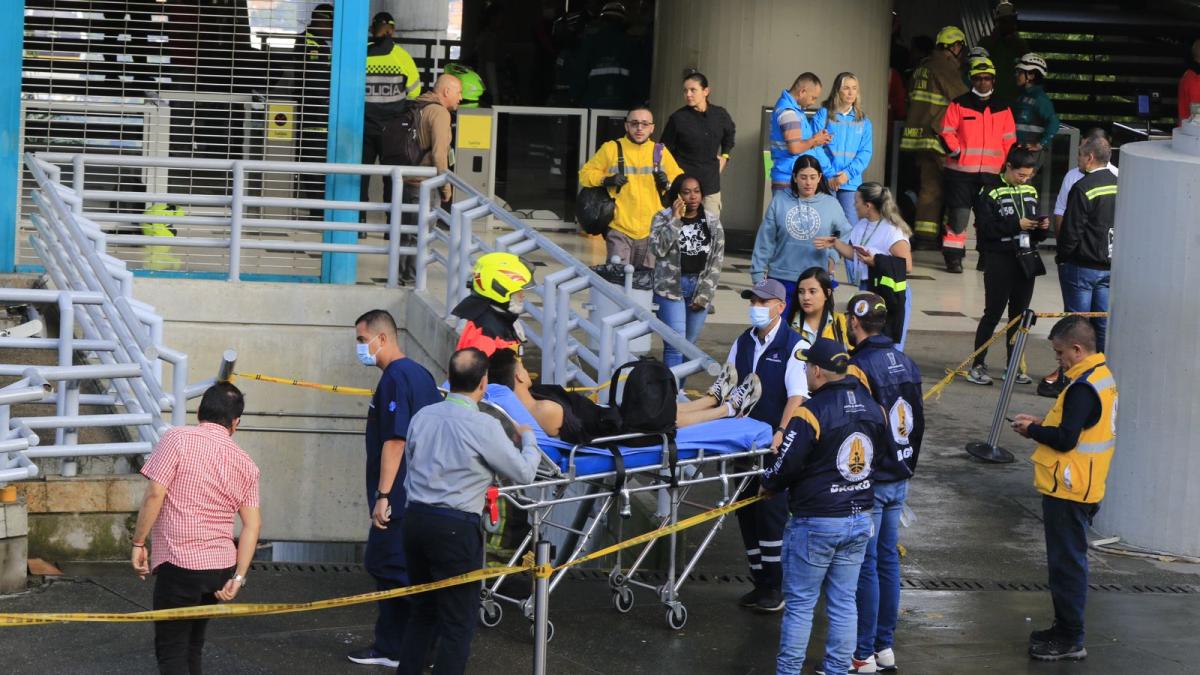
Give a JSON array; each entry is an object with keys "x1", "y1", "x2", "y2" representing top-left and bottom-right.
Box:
[
  {"x1": 0, "y1": 2, "x2": 24, "y2": 273},
  {"x1": 321, "y1": 1, "x2": 368, "y2": 284}
]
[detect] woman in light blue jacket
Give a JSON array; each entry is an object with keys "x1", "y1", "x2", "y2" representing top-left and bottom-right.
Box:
[
  {"x1": 822, "y1": 72, "x2": 874, "y2": 237},
  {"x1": 751, "y1": 155, "x2": 850, "y2": 320}
]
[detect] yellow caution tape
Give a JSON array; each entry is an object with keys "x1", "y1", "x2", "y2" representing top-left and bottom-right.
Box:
[
  {"x1": 233, "y1": 372, "x2": 372, "y2": 397},
  {"x1": 0, "y1": 496, "x2": 763, "y2": 625}
]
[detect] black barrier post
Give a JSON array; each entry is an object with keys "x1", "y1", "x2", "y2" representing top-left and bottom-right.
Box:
[
  {"x1": 966, "y1": 309, "x2": 1037, "y2": 464},
  {"x1": 532, "y1": 539, "x2": 551, "y2": 675}
]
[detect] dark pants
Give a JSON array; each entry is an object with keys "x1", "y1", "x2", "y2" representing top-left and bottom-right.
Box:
[
  {"x1": 365, "y1": 509, "x2": 411, "y2": 658},
  {"x1": 1042, "y1": 495, "x2": 1100, "y2": 645},
  {"x1": 297, "y1": 126, "x2": 327, "y2": 203},
  {"x1": 152, "y1": 562, "x2": 233, "y2": 675},
  {"x1": 943, "y1": 172, "x2": 998, "y2": 262},
  {"x1": 361, "y1": 125, "x2": 396, "y2": 206},
  {"x1": 397, "y1": 503, "x2": 483, "y2": 675},
  {"x1": 397, "y1": 184, "x2": 420, "y2": 284},
  {"x1": 736, "y1": 474, "x2": 788, "y2": 591},
  {"x1": 973, "y1": 251, "x2": 1036, "y2": 369}
]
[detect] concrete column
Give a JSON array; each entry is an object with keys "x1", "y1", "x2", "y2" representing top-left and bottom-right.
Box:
[
  {"x1": 0, "y1": 499, "x2": 28, "y2": 594},
  {"x1": 650, "y1": 0, "x2": 892, "y2": 245},
  {"x1": 1095, "y1": 126, "x2": 1200, "y2": 557}
]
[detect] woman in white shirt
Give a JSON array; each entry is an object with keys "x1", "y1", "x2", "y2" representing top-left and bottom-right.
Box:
[{"x1": 819, "y1": 182, "x2": 914, "y2": 349}]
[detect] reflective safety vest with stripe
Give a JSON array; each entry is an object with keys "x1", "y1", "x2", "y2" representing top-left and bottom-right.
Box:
[
  {"x1": 1031, "y1": 354, "x2": 1117, "y2": 503},
  {"x1": 900, "y1": 51, "x2": 967, "y2": 154},
  {"x1": 141, "y1": 203, "x2": 183, "y2": 272},
  {"x1": 365, "y1": 41, "x2": 421, "y2": 105},
  {"x1": 940, "y1": 93, "x2": 1016, "y2": 174}
]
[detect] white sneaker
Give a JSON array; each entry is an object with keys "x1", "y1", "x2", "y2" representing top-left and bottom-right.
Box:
[
  {"x1": 875, "y1": 647, "x2": 897, "y2": 671},
  {"x1": 727, "y1": 374, "x2": 762, "y2": 418},
  {"x1": 850, "y1": 654, "x2": 878, "y2": 673},
  {"x1": 706, "y1": 362, "x2": 739, "y2": 403}
]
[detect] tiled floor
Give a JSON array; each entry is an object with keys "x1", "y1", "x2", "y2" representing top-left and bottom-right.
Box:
[{"x1": 357, "y1": 222, "x2": 1064, "y2": 338}]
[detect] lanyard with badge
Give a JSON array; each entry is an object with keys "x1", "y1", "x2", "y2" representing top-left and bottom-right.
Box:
[
  {"x1": 850, "y1": 219, "x2": 884, "y2": 285},
  {"x1": 1011, "y1": 187, "x2": 1031, "y2": 250},
  {"x1": 447, "y1": 395, "x2": 474, "y2": 410}
]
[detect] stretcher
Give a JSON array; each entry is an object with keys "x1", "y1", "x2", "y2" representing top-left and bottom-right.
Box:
[{"x1": 476, "y1": 385, "x2": 773, "y2": 637}]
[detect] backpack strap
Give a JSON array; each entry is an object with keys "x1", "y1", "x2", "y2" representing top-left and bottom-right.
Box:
[
  {"x1": 653, "y1": 142, "x2": 663, "y2": 171},
  {"x1": 615, "y1": 141, "x2": 626, "y2": 194},
  {"x1": 605, "y1": 442, "x2": 628, "y2": 517},
  {"x1": 608, "y1": 359, "x2": 639, "y2": 408}
]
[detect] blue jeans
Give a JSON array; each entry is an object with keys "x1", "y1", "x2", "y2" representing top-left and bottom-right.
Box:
[
  {"x1": 1042, "y1": 495, "x2": 1099, "y2": 645},
  {"x1": 654, "y1": 274, "x2": 710, "y2": 371},
  {"x1": 777, "y1": 513, "x2": 872, "y2": 675},
  {"x1": 855, "y1": 480, "x2": 909, "y2": 660},
  {"x1": 1058, "y1": 263, "x2": 1110, "y2": 353}
]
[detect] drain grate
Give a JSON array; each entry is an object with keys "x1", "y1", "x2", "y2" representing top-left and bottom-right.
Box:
[{"x1": 250, "y1": 562, "x2": 362, "y2": 574}]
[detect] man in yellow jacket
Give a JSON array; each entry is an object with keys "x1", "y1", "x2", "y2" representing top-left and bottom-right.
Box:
[
  {"x1": 1012, "y1": 316, "x2": 1117, "y2": 663},
  {"x1": 579, "y1": 106, "x2": 682, "y2": 267}
]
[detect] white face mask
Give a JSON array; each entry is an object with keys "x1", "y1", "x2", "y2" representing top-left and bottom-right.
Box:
[
  {"x1": 972, "y1": 87, "x2": 993, "y2": 98},
  {"x1": 356, "y1": 335, "x2": 380, "y2": 367},
  {"x1": 508, "y1": 296, "x2": 525, "y2": 315},
  {"x1": 749, "y1": 305, "x2": 773, "y2": 329}
]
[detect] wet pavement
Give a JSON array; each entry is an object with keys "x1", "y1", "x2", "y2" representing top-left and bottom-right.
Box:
[{"x1": 2, "y1": 325, "x2": 1198, "y2": 674}]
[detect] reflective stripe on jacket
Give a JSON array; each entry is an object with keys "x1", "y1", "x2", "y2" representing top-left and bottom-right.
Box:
[
  {"x1": 900, "y1": 51, "x2": 968, "y2": 154},
  {"x1": 1031, "y1": 354, "x2": 1117, "y2": 503},
  {"x1": 940, "y1": 92, "x2": 1016, "y2": 174}
]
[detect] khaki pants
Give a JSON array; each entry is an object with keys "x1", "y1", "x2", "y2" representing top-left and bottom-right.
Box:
[
  {"x1": 605, "y1": 229, "x2": 655, "y2": 268},
  {"x1": 702, "y1": 192, "x2": 722, "y2": 218},
  {"x1": 913, "y1": 151, "x2": 945, "y2": 246}
]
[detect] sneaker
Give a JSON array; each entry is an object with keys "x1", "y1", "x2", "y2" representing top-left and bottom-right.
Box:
[
  {"x1": 728, "y1": 375, "x2": 762, "y2": 418},
  {"x1": 754, "y1": 588, "x2": 785, "y2": 612},
  {"x1": 1029, "y1": 638, "x2": 1087, "y2": 661},
  {"x1": 875, "y1": 647, "x2": 897, "y2": 671},
  {"x1": 850, "y1": 654, "x2": 878, "y2": 673},
  {"x1": 1037, "y1": 369, "x2": 1069, "y2": 398},
  {"x1": 965, "y1": 364, "x2": 993, "y2": 386},
  {"x1": 707, "y1": 362, "x2": 739, "y2": 403},
  {"x1": 737, "y1": 587, "x2": 761, "y2": 608},
  {"x1": 347, "y1": 647, "x2": 399, "y2": 667},
  {"x1": 1001, "y1": 368, "x2": 1034, "y2": 385},
  {"x1": 1029, "y1": 624, "x2": 1061, "y2": 646},
  {"x1": 945, "y1": 258, "x2": 963, "y2": 274}
]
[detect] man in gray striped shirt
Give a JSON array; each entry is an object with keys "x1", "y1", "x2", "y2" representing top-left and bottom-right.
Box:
[{"x1": 396, "y1": 347, "x2": 540, "y2": 675}]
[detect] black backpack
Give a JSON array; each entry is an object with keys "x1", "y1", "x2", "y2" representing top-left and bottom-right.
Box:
[
  {"x1": 608, "y1": 357, "x2": 677, "y2": 444},
  {"x1": 575, "y1": 141, "x2": 624, "y2": 236},
  {"x1": 381, "y1": 100, "x2": 433, "y2": 167}
]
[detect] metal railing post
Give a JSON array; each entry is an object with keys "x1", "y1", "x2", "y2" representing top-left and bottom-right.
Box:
[
  {"x1": 414, "y1": 176, "x2": 433, "y2": 292},
  {"x1": 966, "y1": 309, "x2": 1036, "y2": 464},
  {"x1": 229, "y1": 161, "x2": 244, "y2": 282},
  {"x1": 71, "y1": 155, "x2": 84, "y2": 217},
  {"x1": 387, "y1": 167, "x2": 403, "y2": 289}
]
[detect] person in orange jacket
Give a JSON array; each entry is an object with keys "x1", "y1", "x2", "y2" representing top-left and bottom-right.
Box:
[
  {"x1": 939, "y1": 57, "x2": 1016, "y2": 273},
  {"x1": 451, "y1": 252, "x2": 533, "y2": 357}
]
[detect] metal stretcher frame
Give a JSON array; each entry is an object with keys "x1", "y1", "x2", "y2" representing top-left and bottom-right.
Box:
[{"x1": 474, "y1": 400, "x2": 773, "y2": 637}]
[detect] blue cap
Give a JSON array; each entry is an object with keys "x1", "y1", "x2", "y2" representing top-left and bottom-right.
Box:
[
  {"x1": 799, "y1": 338, "x2": 851, "y2": 374},
  {"x1": 740, "y1": 278, "x2": 787, "y2": 302}
]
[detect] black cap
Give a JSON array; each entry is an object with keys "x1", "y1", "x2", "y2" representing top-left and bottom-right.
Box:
[
  {"x1": 799, "y1": 338, "x2": 851, "y2": 374},
  {"x1": 372, "y1": 11, "x2": 396, "y2": 27}
]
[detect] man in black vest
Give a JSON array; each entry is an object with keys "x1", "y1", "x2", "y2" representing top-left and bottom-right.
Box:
[{"x1": 728, "y1": 278, "x2": 809, "y2": 612}]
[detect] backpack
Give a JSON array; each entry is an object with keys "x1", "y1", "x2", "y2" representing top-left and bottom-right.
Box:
[
  {"x1": 381, "y1": 100, "x2": 434, "y2": 167},
  {"x1": 608, "y1": 357, "x2": 677, "y2": 445},
  {"x1": 575, "y1": 141, "x2": 624, "y2": 235}
]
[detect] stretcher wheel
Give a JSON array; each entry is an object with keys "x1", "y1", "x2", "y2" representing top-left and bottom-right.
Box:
[
  {"x1": 666, "y1": 604, "x2": 688, "y2": 630},
  {"x1": 612, "y1": 586, "x2": 634, "y2": 613},
  {"x1": 529, "y1": 620, "x2": 555, "y2": 643},
  {"x1": 479, "y1": 601, "x2": 502, "y2": 628}
]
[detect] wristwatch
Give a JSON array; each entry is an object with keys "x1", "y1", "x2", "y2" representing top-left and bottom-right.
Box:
[
  {"x1": 774, "y1": 427, "x2": 785, "y2": 436},
  {"x1": 232, "y1": 574, "x2": 247, "y2": 588},
  {"x1": 374, "y1": 490, "x2": 389, "y2": 501}
]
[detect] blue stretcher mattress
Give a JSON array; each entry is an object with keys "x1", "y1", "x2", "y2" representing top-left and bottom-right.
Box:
[{"x1": 484, "y1": 385, "x2": 773, "y2": 476}]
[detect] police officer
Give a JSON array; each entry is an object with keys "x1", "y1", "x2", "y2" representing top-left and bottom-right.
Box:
[
  {"x1": 348, "y1": 309, "x2": 443, "y2": 668},
  {"x1": 845, "y1": 293, "x2": 924, "y2": 674},
  {"x1": 396, "y1": 348, "x2": 540, "y2": 675},
  {"x1": 293, "y1": 4, "x2": 333, "y2": 204},
  {"x1": 728, "y1": 278, "x2": 809, "y2": 613},
  {"x1": 761, "y1": 338, "x2": 887, "y2": 675},
  {"x1": 362, "y1": 12, "x2": 422, "y2": 206},
  {"x1": 1012, "y1": 316, "x2": 1117, "y2": 662}
]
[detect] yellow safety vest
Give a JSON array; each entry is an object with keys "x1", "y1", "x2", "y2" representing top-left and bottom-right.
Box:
[
  {"x1": 365, "y1": 43, "x2": 421, "y2": 103},
  {"x1": 142, "y1": 203, "x2": 183, "y2": 272},
  {"x1": 1031, "y1": 353, "x2": 1117, "y2": 503}
]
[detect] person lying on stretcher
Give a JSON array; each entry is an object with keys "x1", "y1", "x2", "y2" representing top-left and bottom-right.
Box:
[{"x1": 486, "y1": 350, "x2": 761, "y2": 445}]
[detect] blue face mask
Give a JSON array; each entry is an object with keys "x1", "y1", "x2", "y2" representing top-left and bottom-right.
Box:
[
  {"x1": 749, "y1": 305, "x2": 773, "y2": 329},
  {"x1": 356, "y1": 335, "x2": 379, "y2": 367}
]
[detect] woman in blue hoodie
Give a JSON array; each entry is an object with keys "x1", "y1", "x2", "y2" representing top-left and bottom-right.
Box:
[
  {"x1": 751, "y1": 155, "x2": 850, "y2": 320},
  {"x1": 822, "y1": 72, "x2": 874, "y2": 232}
]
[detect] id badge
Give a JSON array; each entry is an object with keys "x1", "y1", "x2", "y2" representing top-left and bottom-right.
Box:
[{"x1": 1018, "y1": 232, "x2": 1031, "y2": 249}]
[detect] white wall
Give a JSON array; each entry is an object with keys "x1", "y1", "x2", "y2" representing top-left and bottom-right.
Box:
[{"x1": 651, "y1": 0, "x2": 893, "y2": 237}]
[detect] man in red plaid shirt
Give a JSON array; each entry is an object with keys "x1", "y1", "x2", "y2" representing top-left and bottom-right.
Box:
[{"x1": 130, "y1": 382, "x2": 262, "y2": 674}]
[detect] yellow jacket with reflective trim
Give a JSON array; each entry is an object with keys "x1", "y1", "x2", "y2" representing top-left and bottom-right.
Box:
[
  {"x1": 579, "y1": 137, "x2": 682, "y2": 240},
  {"x1": 1031, "y1": 353, "x2": 1117, "y2": 503},
  {"x1": 900, "y1": 50, "x2": 968, "y2": 154}
]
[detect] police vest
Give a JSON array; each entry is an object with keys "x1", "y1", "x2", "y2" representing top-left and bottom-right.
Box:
[
  {"x1": 778, "y1": 377, "x2": 884, "y2": 517},
  {"x1": 1031, "y1": 353, "x2": 1117, "y2": 503},
  {"x1": 734, "y1": 323, "x2": 802, "y2": 427},
  {"x1": 141, "y1": 203, "x2": 183, "y2": 272},
  {"x1": 366, "y1": 41, "x2": 421, "y2": 106},
  {"x1": 850, "y1": 335, "x2": 923, "y2": 480}
]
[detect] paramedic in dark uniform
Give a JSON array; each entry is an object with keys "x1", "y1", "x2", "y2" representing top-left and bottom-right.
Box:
[
  {"x1": 728, "y1": 278, "x2": 809, "y2": 613},
  {"x1": 397, "y1": 348, "x2": 541, "y2": 675},
  {"x1": 1012, "y1": 316, "x2": 1117, "y2": 663},
  {"x1": 846, "y1": 293, "x2": 923, "y2": 674},
  {"x1": 761, "y1": 338, "x2": 888, "y2": 675},
  {"x1": 347, "y1": 309, "x2": 442, "y2": 668}
]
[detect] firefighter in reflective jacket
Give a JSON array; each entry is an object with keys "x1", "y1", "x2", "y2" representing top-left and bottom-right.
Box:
[
  {"x1": 900, "y1": 26, "x2": 968, "y2": 249},
  {"x1": 939, "y1": 57, "x2": 1016, "y2": 273},
  {"x1": 362, "y1": 12, "x2": 422, "y2": 206},
  {"x1": 451, "y1": 253, "x2": 533, "y2": 357},
  {"x1": 1012, "y1": 316, "x2": 1117, "y2": 661},
  {"x1": 142, "y1": 203, "x2": 183, "y2": 272}
]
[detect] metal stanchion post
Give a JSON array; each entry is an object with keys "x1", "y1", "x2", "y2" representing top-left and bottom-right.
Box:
[
  {"x1": 966, "y1": 309, "x2": 1036, "y2": 464},
  {"x1": 532, "y1": 539, "x2": 551, "y2": 675}
]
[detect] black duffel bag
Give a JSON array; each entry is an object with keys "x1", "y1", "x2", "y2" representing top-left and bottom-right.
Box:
[{"x1": 575, "y1": 141, "x2": 625, "y2": 235}]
